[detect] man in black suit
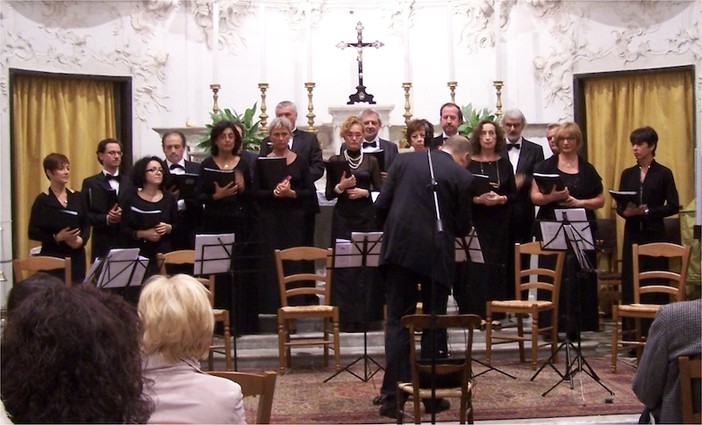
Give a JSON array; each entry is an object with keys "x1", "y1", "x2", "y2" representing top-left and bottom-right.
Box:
[
  {"x1": 374, "y1": 135, "x2": 474, "y2": 419},
  {"x1": 340, "y1": 108, "x2": 398, "y2": 179},
  {"x1": 430, "y1": 102, "x2": 463, "y2": 150},
  {"x1": 81, "y1": 138, "x2": 133, "y2": 260},
  {"x1": 500, "y1": 108, "x2": 544, "y2": 244},
  {"x1": 259, "y1": 101, "x2": 324, "y2": 247},
  {"x1": 161, "y1": 130, "x2": 202, "y2": 250}
]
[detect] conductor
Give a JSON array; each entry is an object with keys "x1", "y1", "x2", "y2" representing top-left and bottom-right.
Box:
[{"x1": 374, "y1": 134, "x2": 474, "y2": 419}]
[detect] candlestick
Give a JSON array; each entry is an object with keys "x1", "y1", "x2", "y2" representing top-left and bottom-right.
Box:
[
  {"x1": 304, "y1": 82, "x2": 317, "y2": 133},
  {"x1": 258, "y1": 83, "x2": 269, "y2": 135},
  {"x1": 402, "y1": 82, "x2": 413, "y2": 148},
  {"x1": 447, "y1": 81, "x2": 457, "y2": 104},
  {"x1": 493, "y1": 80, "x2": 504, "y2": 117},
  {"x1": 210, "y1": 83, "x2": 221, "y2": 115},
  {"x1": 212, "y1": 1, "x2": 219, "y2": 83}
]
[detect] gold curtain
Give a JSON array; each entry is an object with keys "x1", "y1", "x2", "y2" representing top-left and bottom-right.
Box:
[
  {"x1": 12, "y1": 74, "x2": 116, "y2": 263},
  {"x1": 583, "y1": 70, "x2": 694, "y2": 256}
]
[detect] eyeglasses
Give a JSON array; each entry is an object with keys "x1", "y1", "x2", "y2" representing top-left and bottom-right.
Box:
[
  {"x1": 105, "y1": 151, "x2": 123, "y2": 156},
  {"x1": 146, "y1": 168, "x2": 163, "y2": 174}
]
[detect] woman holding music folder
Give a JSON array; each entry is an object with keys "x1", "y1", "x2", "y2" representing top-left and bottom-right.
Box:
[
  {"x1": 325, "y1": 115, "x2": 383, "y2": 331},
  {"x1": 28, "y1": 153, "x2": 89, "y2": 283},
  {"x1": 121, "y1": 156, "x2": 178, "y2": 283},
  {"x1": 616, "y1": 126, "x2": 679, "y2": 336},
  {"x1": 456, "y1": 120, "x2": 516, "y2": 327},
  {"x1": 197, "y1": 120, "x2": 258, "y2": 334},
  {"x1": 254, "y1": 116, "x2": 318, "y2": 314},
  {"x1": 530, "y1": 122, "x2": 604, "y2": 335}
]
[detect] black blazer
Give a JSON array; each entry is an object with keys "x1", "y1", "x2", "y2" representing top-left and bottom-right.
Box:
[
  {"x1": 162, "y1": 159, "x2": 203, "y2": 249},
  {"x1": 375, "y1": 150, "x2": 473, "y2": 290},
  {"x1": 260, "y1": 129, "x2": 324, "y2": 181},
  {"x1": 339, "y1": 138, "x2": 399, "y2": 172},
  {"x1": 81, "y1": 172, "x2": 134, "y2": 259},
  {"x1": 430, "y1": 135, "x2": 445, "y2": 150},
  {"x1": 502, "y1": 138, "x2": 544, "y2": 202}
]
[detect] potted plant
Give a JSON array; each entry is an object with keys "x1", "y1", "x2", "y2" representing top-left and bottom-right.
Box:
[
  {"x1": 197, "y1": 103, "x2": 264, "y2": 152},
  {"x1": 457, "y1": 103, "x2": 497, "y2": 137}
]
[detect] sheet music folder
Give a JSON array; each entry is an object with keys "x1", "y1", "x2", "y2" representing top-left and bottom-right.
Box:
[
  {"x1": 454, "y1": 227, "x2": 485, "y2": 263},
  {"x1": 88, "y1": 248, "x2": 148, "y2": 289},
  {"x1": 333, "y1": 232, "x2": 382, "y2": 268},
  {"x1": 194, "y1": 233, "x2": 235, "y2": 275}
]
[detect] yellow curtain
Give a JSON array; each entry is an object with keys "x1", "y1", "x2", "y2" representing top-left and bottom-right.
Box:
[
  {"x1": 583, "y1": 70, "x2": 694, "y2": 257},
  {"x1": 12, "y1": 74, "x2": 116, "y2": 264}
]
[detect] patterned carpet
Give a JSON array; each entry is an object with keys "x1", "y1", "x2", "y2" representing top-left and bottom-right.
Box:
[{"x1": 243, "y1": 356, "x2": 643, "y2": 423}]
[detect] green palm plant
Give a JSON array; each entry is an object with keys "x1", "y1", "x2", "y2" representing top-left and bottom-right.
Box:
[
  {"x1": 197, "y1": 103, "x2": 263, "y2": 152},
  {"x1": 458, "y1": 104, "x2": 497, "y2": 137}
]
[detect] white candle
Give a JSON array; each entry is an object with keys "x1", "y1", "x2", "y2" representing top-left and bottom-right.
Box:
[
  {"x1": 494, "y1": 1, "x2": 502, "y2": 80},
  {"x1": 305, "y1": 2, "x2": 313, "y2": 82},
  {"x1": 260, "y1": 3, "x2": 267, "y2": 82},
  {"x1": 404, "y1": 14, "x2": 411, "y2": 82},
  {"x1": 212, "y1": 0, "x2": 219, "y2": 83},
  {"x1": 447, "y1": 7, "x2": 455, "y2": 82}
]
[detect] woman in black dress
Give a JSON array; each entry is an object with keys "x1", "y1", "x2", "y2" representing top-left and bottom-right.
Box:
[
  {"x1": 531, "y1": 122, "x2": 605, "y2": 336},
  {"x1": 616, "y1": 126, "x2": 680, "y2": 336},
  {"x1": 457, "y1": 120, "x2": 516, "y2": 326},
  {"x1": 121, "y1": 156, "x2": 178, "y2": 284},
  {"x1": 255, "y1": 117, "x2": 318, "y2": 314},
  {"x1": 326, "y1": 115, "x2": 383, "y2": 331},
  {"x1": 198, "y1": 120, "x2": 258, "y2": 334},
  {"x1": 28, "y1": 153, "x2": 89, "y2": 284}
]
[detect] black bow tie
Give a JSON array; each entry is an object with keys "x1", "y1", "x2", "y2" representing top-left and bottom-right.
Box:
[
  {"x1": 169, "y1": 163, "x2": 185, "y2": 171},
  {"x1": 363, "y1": 141, "x2": 378, "y2": 149},
  {"x1": 507, "y1": 143, "x2": 521, "y2": 151},
  {"x1": 105, "y1": 174, "x2": 119, "y2": 181}
]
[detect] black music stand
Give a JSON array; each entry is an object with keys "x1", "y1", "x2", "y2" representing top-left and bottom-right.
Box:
[
  {"x1": 90, "y1": 248, "x2": 148, "y2": 294},
  {"x1": 455, "y1": 230, "x2": 516, "y2": 380},
  {"x1": 195, "y1": 233, "x2": 238, "y2": 370},
  {"x1": 530, "y1": 208, "x2": 614, "y2": 397},
  {"x1": 325, "y1": 231, "x2": 385, "y2": 383}
]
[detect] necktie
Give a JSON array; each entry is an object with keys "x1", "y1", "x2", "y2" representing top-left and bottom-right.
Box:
[
  {"x1": 507, "y1": 143, "x2": 521, "y2": 151},
  {"x1": 363, "y1": 141, "x2": 378, "y2": 149},
  {"x1": 105, "y1": 174, "x2": 119, "y2": 181},
  {"x1": 170, "y1": 163, "x2": 185, "y2": 171}
]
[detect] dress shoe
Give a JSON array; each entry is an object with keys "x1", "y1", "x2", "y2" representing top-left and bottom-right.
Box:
[
  {"x1": 372, "y1": 394, "x2": 386, "y2": 406},
  {"x1": 424, "y1": 398, "x2": 450, "y2": 414},
  {"x1": 378, "y1": 400, "x2": 399, "y2": 419}
]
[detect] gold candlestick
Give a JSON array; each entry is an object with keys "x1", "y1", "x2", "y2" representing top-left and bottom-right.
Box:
[
  {"x1": 304, "y1": 82, "x2": 317, "y2": 133},
  {"x1": 493, "y1": 80, "x2": 504, "y2": 117},
  {"x1": 258, "y1": 83, "x2": 269, "y2": 135},
  {"x1": 210, "y1": 83, "x2": 221, "y2": 115},
  {"x1": 402, "y1": 82, "x2": 413, "y2": 148},
  {"x1": 447, "y1": 81, "x2": 458, "y2": 103}
]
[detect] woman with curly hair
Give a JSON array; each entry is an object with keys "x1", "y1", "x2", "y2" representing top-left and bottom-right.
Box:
[{"x1": 0, "y1": 285, "x2": 152, "y2": 423}]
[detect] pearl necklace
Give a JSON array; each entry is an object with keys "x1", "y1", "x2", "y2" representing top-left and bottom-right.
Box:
[{"x1": 343, "y1": 149, "x2": 364, "y2": 170}]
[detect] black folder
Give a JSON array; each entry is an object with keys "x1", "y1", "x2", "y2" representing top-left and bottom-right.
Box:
[
  {"x1": 167, "y1": 173, "x2": 200, "y2": 198},
  {"x1": 608, "y1": 189, "x2": 639, "y2": 206},
  {"x1": 365, "y1": 150, "x2": 385, "y2": 172},
  {"x1": 533, "y1": 172, "x2": 565, "y2": 194},
  {"x1": 130, "y1": 206, "x2": 162, "y2": 229},
  {"x1": 470, "y1": 174, "x2": 493, "y2": 195},
  {"x1": 89, "y1": 187, "x2": 118, "y2": 213},
  {"x1": 257, "y1": 157, "x2": 288, "y2": 190},
  {"x1": 43, "y1": 206, "x2": 81, "y2": 230},
  {"x1": 203, "y1": 167, "x2": 236, "y2": 188},
  {"x1": 325, "y1": 160, "x2": 352, "y2": 186}
]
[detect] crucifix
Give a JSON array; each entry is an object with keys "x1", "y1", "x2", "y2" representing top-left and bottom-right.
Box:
[{"x1": 336, "y1": 21, "x2": 384, "y2": 105}]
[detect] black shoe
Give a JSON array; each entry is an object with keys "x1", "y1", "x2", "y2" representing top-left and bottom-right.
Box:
[
  {"x1": 424, "y1": 398, "x2": 450, "y2": 414},
  {"x1": 379, "y1": 400, "x2": 398, "y2": 419},
  {"x1": 372, "y1": 394, "x2": 387, "y2": 406}
]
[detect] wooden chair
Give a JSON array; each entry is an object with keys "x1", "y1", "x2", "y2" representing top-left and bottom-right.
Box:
[
  {"x1": 274, "y1": 246, "x2": 340, "y2": 374},
  {"x1": 13, "y1": 256, "x2": 72, "y2": 287},
  {"x1": 486, "y1": 242, "x2": 565, "y2": 370},
  {"x1": 157, "y1": 250, "x2": 233, "y2": 371},
  {"x1": 207, "y1": 371, "x2": 277, "y2": 424},
  {"x1": 611, "y1": 242, "x2": 691, "y2": 373},
  {"x1": 396, "y1": 314, "x2": 482, "y2": 424},
  {"x1": 595, "y1": 218, "x2": 622, "y2": 328},
  {"x1": 678, "y1": 355, "x2": 702, "y2": 424}
]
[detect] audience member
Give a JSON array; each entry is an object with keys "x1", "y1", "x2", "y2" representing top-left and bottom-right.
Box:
[
  {"x1": 1, "y1": 285, "x2": 152, "y2": 423},
  {"x1": 140, "y1": 274, "x2": 245, "y2": 424},
  {"x1": 431, "y1": 103, "x2": 463, "y2": 149},
  {"x1": 6, "y1": 272, "x2": 63, "y2": 316},
  {"x1": 633, "y1": 299, "x2": 702, "y2": 424},
  {"x1": 28, "y1": 153, "x2": 89, "y2": 283},
  {"x1": 374, "y1": 135, "x2": 474, "y2": 419}
]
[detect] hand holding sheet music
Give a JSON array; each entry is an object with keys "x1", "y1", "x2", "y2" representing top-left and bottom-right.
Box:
[
  {"x1": 533, "y1": 173, "x2": 566, "y2": 194},
  {"x1": 608, "y1": 189, "x2": 639, "y2": 206}
]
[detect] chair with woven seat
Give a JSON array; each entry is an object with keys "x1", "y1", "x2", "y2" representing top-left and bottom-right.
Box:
[
  {"x1": 13, "y1": 256, "x2": 72, "y2": 287},
  {"x1": 157, "y1": 250, "x2": 233, "y2": 371},
  {"x1": 396, "y1": 314, "x2": 482, "y2": 424},
  {"x1": 207, "y1": 371, "x2": 277, "y2": 424},
  {"x1": 274, "y1": 246, "x2": 340, "y2": 375},
  {"x1": 611, "y1": 242, "x2": 691, "y2": 373},
  {"x1": 486, "y1": 241, "x2": 565, "y2": 370},
  {"x1": 678, "y1": 355, "x2": 702, "y2": 424}
]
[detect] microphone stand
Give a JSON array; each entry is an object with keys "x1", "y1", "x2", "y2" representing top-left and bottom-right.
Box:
[{"x1": 426, "y1": 148, "x2": 442, "y2": 424}]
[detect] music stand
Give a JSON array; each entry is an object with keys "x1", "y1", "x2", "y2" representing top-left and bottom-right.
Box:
[
  {"x1": 324, "y1": 231, "x2": 384, "y2": 383},
  {"x1": 195, "y1": 233, "x2": 238, "y2": 370},
  {"x1": 530, "y1": 208, "x2": 614, "y2": 397},
  {"x1": 455, "y1": 229, "x2": 516, "y2": 380},
  {"x1": 89, "y1": 248, "x2": 148, "y2": 293}
]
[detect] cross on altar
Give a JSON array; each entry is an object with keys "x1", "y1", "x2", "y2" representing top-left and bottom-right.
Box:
[{"x1": 336, "y1": 21, "x2": 384, "y2": 104}]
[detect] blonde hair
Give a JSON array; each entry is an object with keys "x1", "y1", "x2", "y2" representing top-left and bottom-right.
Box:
[
  {"x1": 138, "y1": 274, "x2": 214, "y2": 362},
  {"x1": 340, "y1": 116, "x2": 363, "y2": 138}
]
